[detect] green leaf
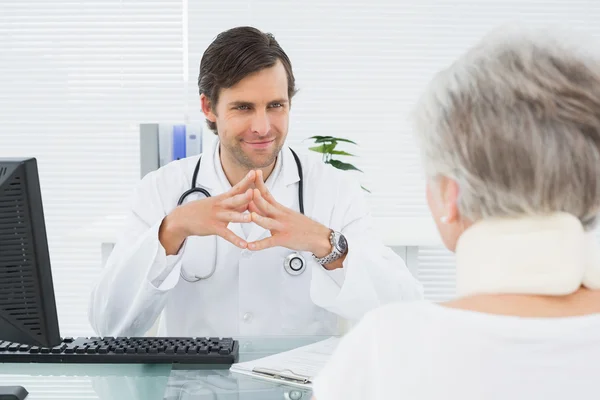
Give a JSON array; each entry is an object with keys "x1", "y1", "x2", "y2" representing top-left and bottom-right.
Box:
[
  {"x1": 328, "y1": 159, "x2": 363, "y2": 172},
  {"x1": 361, "y1": 185, "x2": 371, "y2": 193},
  {"x1": 313, "y1": 137, "x2": 337, "y2": 144},
  {"x1": 330, "y1": 150, "x2": 355, "y2": 156},
  {"x1": 307, "y1": 136, "x2": 336, "y2": 144},
  {"x1": 308, "y1": 143, "x2": 337, "y2": 154},
  {"x1": 307, "y1": 135, "x2": 334, "y2": 141},
  {"x1": 332, "y1": 138, "x2": 357, "y2": 145}
]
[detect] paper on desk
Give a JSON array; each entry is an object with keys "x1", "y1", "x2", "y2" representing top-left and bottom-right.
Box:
[{"x1": 229, "y1": 337, "x2": 340, "y2": 388}]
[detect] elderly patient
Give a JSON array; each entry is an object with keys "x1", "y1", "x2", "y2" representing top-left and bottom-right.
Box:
[{"x1": 312, "y1": 26, "x2": 600, "y2": 400}]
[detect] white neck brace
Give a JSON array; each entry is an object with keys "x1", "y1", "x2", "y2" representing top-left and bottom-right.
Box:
[{"x1": 455, "y1": 213, "x2": 600, "y2": 297}]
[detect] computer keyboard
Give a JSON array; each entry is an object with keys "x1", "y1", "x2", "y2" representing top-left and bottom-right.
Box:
[{"x1": 0, "y1": 337, "x2": 239, "y2": 364}]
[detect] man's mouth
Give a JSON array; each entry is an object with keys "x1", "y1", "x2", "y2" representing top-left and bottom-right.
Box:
[{"x1": 243, "y1": 139, "x2": 275, "y2": 149}]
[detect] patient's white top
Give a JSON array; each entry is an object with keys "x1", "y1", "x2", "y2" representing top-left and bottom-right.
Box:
[{"x1": 313, "y1": 301, "x2": 600, "y2": 400}]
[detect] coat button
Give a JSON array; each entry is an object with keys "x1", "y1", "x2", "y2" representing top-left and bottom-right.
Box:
[
  {"x1": 241, "y1": 250, "x2": 252, "y2": 259},
  {"x1": 287, "y1": 390, "x2": 304, "y2": 400},
  {"x1": 243, "y1": 312, "x2": 253, "y2": 323}
]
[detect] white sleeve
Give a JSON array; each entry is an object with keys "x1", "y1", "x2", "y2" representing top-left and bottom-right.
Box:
[
  {"x1": 88, "y1": 168, "x2": 188, "y2": 337},
  {"x1": 312, "y1": 311, "x2": 379, "y2": 400},
  {"x1": 310, "y1": 177, "x2": 424, "y2": 321}
]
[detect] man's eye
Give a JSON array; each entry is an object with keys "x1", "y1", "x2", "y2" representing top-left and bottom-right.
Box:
[
  {"x1": 269, "y1": 103, "x2": 283, "y2": 108},
  {"x1": 236, "y1": 105, "x2": 250, "y2": 111}
]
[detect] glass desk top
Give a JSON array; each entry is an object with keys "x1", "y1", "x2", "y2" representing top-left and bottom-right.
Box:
[{"x1": 0, "y1": 336, "x2": 325, "y2": 400}]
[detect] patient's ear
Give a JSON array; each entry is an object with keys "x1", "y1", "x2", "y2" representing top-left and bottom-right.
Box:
[
  {"x1": 442, "y1": 178, "x2": 460, "y2": 224},
  {"x1": 429, "y1": 177, "x2": 464, "y2": 252}
]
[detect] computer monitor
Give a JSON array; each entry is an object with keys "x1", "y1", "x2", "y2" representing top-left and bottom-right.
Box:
[{"x1": 0, "y1": 157, "x2": 61, "y2": 349}]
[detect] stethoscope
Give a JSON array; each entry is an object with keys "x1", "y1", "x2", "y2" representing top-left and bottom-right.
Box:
[{"x1": 177, "y1": 148, "x2": 307, "y2": 282}]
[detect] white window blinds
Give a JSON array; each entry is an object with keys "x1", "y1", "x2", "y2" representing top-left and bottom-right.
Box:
[{"x1": 0, "y1": 0, "x2": 185, "y2": 336}]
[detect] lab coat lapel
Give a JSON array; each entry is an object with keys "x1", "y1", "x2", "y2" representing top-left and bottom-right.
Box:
[
  {"x1": 246, "y1": 147, "x2": 301, "y2": 245},
  {"x1": 194, "y1": 139, "x2": 221, "y2": 192}
]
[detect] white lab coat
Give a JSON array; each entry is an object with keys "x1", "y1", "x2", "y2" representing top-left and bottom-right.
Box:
[{"x1": 89, "y1": 140, "x2": 423, "y2": 338}]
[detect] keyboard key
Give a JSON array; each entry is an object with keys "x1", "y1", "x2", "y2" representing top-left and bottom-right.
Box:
[{"x1": 65, "y1": 343, "x2": 78, "y2": 353}]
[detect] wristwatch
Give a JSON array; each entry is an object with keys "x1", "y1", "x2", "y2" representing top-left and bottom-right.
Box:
[{"x1": 312, "y1": 230, "x2": 348, "y2": 266}]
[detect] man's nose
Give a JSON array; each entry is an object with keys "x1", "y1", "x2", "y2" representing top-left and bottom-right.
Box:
[{"x1": 251, "y1": 110, "x2": 271, "y2": 136}]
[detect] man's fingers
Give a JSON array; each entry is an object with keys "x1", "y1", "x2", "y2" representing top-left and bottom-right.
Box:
[
  {"x1": 221, "y1": 189, "x2": 253, "y2": 209},
  {"x1": 230, "y1": 170, "x2": 256, "y2": 195},
  {"x1": 216, "y1": 210, "x2": 251, "y2": 223},
  {"x1": 250, "y1": 212, "x2": 283, "y2": 231},
  {"x1": 255, "y1": 170, "x2": 277, "y2": 204},
  {"x1": 248, "y1": 236, "x2": 277, "y2": 251},
  {"x1": 252, "y1": 189, "x2": 277, "y2": 217},
  {"x1": 234, "y1": 204, "x2": 250, "y2": 213},
  {"x1": 216, "y1": 227, "x2": 247, "y2": 249},
  {"x1": 248, "y1": 201, "x2": 261, "y2": 215}
]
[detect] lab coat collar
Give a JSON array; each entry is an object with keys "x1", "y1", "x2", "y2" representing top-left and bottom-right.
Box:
[
  {"x1": 194, "y1": 137, "x2": 221, "y2": 191},
  {"x1": 194, "y1": 139, "x2": 301, "y2": 191},
  {"x1": 279, "y1": 145, "x2": 302, "y2": 187}
]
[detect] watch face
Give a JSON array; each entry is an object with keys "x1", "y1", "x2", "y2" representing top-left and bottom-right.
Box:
[{"x1": 335, "y1": 234, "x2": 348, "y2": 253}]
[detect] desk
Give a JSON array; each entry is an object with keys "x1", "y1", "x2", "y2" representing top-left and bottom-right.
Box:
[{"x1": 0, "y1": 336, "x2": 323, "y2": 400}]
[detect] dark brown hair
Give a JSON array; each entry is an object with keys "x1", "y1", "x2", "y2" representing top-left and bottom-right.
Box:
[{"x1": 198, "y1": 26, "x2": 297, "y2": 134}]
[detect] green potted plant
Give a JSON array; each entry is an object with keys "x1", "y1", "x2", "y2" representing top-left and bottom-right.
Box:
[{"x1": 306, "y1": 136, "x2": 370, "y2": 192}]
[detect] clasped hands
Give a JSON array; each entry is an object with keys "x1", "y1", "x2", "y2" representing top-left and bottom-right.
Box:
[{"x1": 177, "y1": 169, "x2": 332, "y2": 258}]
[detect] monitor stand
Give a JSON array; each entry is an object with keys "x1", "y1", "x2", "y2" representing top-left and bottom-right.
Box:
[{"x1": 0, "y1": 386, "x2": 28, "y2": 400}]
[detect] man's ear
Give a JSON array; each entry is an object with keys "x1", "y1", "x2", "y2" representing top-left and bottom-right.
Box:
[{"x1": 200, "y1": 94, "x2": 217, "y2": 123}]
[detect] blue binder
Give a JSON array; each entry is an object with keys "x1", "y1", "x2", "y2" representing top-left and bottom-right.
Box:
[{"x1": 172, "y1": 125, "x2": 187, "y2": 160}]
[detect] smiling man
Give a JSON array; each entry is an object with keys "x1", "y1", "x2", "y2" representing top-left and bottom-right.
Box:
[{"x1": 89, "y1": 26, "x2": 423, "y2": 338}]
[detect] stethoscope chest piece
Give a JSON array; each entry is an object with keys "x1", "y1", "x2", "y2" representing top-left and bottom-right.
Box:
[{"x1": 284, "y1": 252, "x2": 306, "y2": 276}]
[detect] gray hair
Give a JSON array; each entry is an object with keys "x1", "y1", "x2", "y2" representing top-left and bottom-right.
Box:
[{"x1": 413, "y1": 25, "x2": 600, "y2": 230}]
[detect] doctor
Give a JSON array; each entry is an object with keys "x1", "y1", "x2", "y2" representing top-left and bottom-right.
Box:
[{"x1": 89, "y1": 26, "x2": 423, "y2": 338}]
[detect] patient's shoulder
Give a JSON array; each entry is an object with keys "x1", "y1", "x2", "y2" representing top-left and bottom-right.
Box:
[{"x1": 357, "y1": 301, "x2": 442, "y2": 336}]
